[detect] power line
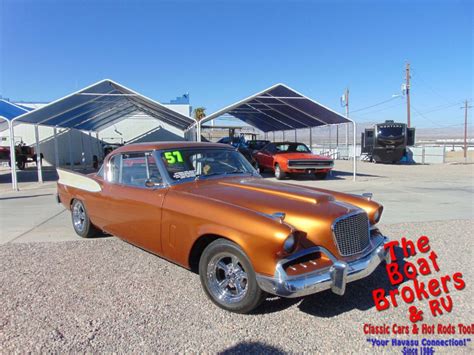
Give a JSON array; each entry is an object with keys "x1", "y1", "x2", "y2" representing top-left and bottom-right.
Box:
[{"x1": 350, "y1": 96, "x2": 401, "y2": 113}]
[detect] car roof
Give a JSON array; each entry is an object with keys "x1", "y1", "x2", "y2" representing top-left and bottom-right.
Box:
[
  {"x1": 271, "y1": 141, "x2": 306, "y2": 145},
  {"x1": 112, "y1": 141, "x2": 233, "y2": 154}
]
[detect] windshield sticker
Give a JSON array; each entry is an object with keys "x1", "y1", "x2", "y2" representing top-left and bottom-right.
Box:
[
  {"x1": 164, "y1": 151, "x2": 184, "y2": 164},
  {"x1": 173, "y1": 170, "x2": 196, "y2": 179}
]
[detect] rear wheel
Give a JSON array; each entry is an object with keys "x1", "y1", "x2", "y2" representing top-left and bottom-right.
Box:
[
  {"x1": 199, "y1": 239, "x2": 266, "y2": 313},
  {"x1": 71, "y1": 199, "x2": 99, "y2": 238},
  {"x1": 274, "y1": 164, "x2": 286, "y2": 180}
]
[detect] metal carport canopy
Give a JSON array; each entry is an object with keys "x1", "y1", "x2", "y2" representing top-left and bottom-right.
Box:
[
  {"x1": 199, "y1": 83, "x2": 357, "y2": 180},
  {"x1": 6, "y1": 79, "x2": 196, "y2": 191}
]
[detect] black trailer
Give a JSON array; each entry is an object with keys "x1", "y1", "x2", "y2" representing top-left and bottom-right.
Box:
[{"x1": 361, "y1": 120, "x2": 415, "y2": 163}]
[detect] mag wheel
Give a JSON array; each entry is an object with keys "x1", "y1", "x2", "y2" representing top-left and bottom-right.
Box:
[
  {"x1": 274, "y1": 164, "x2": 286, "y2": 180},
  {"x1": 71, "y1": 199, "x2": 99, "y2": 238},
  {"x1": 199, "y1": 239, "x2": 266, "y2": 313}
]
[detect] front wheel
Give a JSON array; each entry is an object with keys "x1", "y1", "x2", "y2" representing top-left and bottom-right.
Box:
[
  {"x1": 199, "y1": 239, "x2": 266, "y2": 313},
  {"x1": 274, "y1": 164, "x2": 286, "y2": 180}
]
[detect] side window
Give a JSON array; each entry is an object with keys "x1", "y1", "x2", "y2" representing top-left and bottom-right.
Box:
[{"x1": 106, "y1": 152, "x2": 162, "y2": 187}]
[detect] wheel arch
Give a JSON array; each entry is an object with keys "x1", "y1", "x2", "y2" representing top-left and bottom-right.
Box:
[{"x1": 188, "y1": 234, "x2": 233, "y2": 273}]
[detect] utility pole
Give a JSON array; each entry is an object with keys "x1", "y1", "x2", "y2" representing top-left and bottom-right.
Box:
[
  {"x1": 405, "y1": 62, "x2": 411, "y2": 128},
  {"x1": 343, "y1": 88, "x2": 349, "y2": 151},
  {"x1": 461, "y1": 100, "x2": 472, "y2": 160}
]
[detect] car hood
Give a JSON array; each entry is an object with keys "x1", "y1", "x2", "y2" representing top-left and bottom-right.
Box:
[
  {"x1": 175, "y1": 176, "x2": 361, "y2": 255},
  {"x1": 275, "y1": 153, "x2": 332, "y2": 160}
]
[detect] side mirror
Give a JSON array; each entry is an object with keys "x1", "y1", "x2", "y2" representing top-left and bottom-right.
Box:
[{"x1": 145, "y1": 179, "x2": 162, "y2": 188}]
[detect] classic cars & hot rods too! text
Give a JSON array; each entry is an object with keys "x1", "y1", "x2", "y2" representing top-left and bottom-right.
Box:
[{"x1": 57, "y1": 142, "x2": 390, "y2": 313}]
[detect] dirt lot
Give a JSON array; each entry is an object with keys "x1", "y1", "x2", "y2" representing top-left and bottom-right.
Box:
[{"x1": 0, "y1": 161, "x2": 473, "y2": 353}]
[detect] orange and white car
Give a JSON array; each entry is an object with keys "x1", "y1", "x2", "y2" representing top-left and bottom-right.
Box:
[{"x1": 253, "y1": 142, "x2": 333, "y2": 180}]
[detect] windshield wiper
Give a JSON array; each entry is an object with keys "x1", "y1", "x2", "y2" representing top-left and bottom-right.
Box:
[{"x1": 195, "y1": 169, "x2": 251, "y2": 180}]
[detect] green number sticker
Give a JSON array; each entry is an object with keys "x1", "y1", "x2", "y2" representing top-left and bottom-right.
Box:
[{"x1": 164, "y1": 151, "x2": 184, "y2": 164}]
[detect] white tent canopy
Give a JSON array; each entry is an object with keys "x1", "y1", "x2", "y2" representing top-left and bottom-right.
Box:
[
  {"x1": 198, "y1": 83, "x2": 357, "y2": 180},
  {"x1": 4, "y1": 79, "x2": 196, "y2": 190}
]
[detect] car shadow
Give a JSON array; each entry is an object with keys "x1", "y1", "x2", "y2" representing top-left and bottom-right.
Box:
[
  {"x1": 255, "y1": 246, "x2": 408, "y2": 317},
  {"x1": 219, "y1": 341, "x2": 286, "y2": 354}
]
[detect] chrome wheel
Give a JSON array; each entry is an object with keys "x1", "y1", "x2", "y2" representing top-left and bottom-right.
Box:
[
  {"x1": 72, "y1": 202, "x2": 86, "y2": 233},
  {"x1": 207, "y1": 253, "x2": 248, "y2": 304}
]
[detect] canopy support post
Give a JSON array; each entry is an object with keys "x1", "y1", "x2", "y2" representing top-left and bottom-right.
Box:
[
  {"x1": 197, "y1": 122, "x2": 202, "y2": 142},
  {"x1": 294, "y1": 129, "x2": 297, "y2": 142},
  {"x1": 88, "y1": 131, "x2": 93, "y2": 166},
  {"x1": 309, "y1": 127, "x2": 313, "y2": 151},
  {"x1": 272, "y1": 131, "x2": 275, "y2": 142},
  {"x1": 34, "y1": 124, "x2": 43, "y2": 183},
  {"x1": 353, "y1": 121, "x2": 357, "y2": 181},
  {"x1": 345, "y1": 123, "x2": 349, "y2": 153},
  {"x1": 95, "y1": 132, "x2": 101, "y2": 160},
  {"x1": 282, "y1": 130, "x2": 285, "y2": 140},
  {"x1": 54, "y1": 127, "x2": 59, "y2": 167},
  {"x1": 8, "y1": 121, "x2": 18, "y2": 191},
  {"x1": 68, "y1": 129, "x2": 73, "y2": 167}
]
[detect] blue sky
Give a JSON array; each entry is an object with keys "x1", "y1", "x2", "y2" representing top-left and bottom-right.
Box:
[{"x1": 1, "y1": 0, "x2": 472, "y2": 128}]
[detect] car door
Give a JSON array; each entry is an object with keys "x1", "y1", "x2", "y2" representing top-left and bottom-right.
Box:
[
  {"x1": 255, "y1": 144, "x2": 274, "y2": 169},
  {"x1": 102, "y1": 151, "x2": 167, "y2": 254}
]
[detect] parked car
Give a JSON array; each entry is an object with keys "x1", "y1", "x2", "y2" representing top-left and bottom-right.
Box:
[
  {"x1": 254, "y1": 142, "x2": 333, "y2": 180},
  {"x1": 216, "y1": 136, "x2": 256, "y2": 167},
  {"x1": 246, "y1": 139, "x2": 270, "y2": 153},
  {"x1": 57, "y1": 142, "x2": 389, "y2": 313},
  {"x1": 0, "y1": 142, "x2": 43, "y2": 170}
]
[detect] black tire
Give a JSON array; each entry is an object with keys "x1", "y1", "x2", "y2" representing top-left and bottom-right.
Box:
[
  {"x1": 274, "y1": 163, "x2": 286, "y2": 180},
  {"x1": 71, "y1": 199, "x2": 99, "y2": 238},
  {"x1": 315, "y1": 172, "x2": 328, "y2": 180},
  {"x1": 255, "y1": 161, "x2": 265, "y2": 174},
  {"x1": 199, "y1": 239, "x2": 266, "y2": 313}
]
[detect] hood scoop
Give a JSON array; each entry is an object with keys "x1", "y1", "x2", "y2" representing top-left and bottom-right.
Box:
[{"x1": 218, "y1": 181, "x2": 318, "y2": 204}]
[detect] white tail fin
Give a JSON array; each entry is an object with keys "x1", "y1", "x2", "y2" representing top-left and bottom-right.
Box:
[{"x1": 57, "y1": 168, "x2": 102, "y2": 193}]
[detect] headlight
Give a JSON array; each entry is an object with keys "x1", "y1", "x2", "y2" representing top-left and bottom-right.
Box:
[
  {"x1": 283, "y1": 233, "x2": 296, "y2": 253},
  {"x1": 373, "y1": 207, "x2": 382, "y2": 224}
]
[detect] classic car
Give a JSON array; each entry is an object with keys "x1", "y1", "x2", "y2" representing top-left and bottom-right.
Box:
[
  {"x1": 57, "y1": 142, "x2": 390, "y2": 313},
  {"x1": 253, "y1": 142, "x2": 333, "y2": 180}
]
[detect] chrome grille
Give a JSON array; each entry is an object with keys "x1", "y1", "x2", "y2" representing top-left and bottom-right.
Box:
[
  {"x1": 332, "y1": 212, "x2": 370, "y2": 256},
  {"x1": 287, "y1": 160, "x2": 333, "y2": 168}
]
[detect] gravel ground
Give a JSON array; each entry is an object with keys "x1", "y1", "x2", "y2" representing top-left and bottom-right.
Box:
[{"x1": 1, "y1": 220, "x2": 473, "y2": 353}]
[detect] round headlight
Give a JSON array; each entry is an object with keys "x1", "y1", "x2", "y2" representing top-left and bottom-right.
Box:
[
  {"x1": 373, "y1": 207, "x2": 382, "y2": 224},
  {"x1": 283, "y1": 234, "x2": 296, "y2": 253}
]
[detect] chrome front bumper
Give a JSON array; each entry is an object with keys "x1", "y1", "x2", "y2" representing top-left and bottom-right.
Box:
[{"x1": 256, "y1": 236, "x2": 390, "y2": 298}]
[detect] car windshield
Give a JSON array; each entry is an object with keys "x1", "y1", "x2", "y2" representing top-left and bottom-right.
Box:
[
  {"x1": 377, "y1": 126, "x2": 403, "y2": 137},
  {"x1": 160, "y1": 148, "x2": 256, "y2": 182},
  {"x1": 275, "y1": 143, "x2": 311, "y2": 153},
  {"x1": 248, "y1": 140, "x2": 270, "y2": 150}
]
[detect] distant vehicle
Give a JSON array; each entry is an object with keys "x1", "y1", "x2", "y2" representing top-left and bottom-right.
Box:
[
  {"x1": 216, "y1": 136, "x2": 256, "y2": 166},
  {"x1": 361, "y1": 120, "x2": 415, "y2": 163},
  {"x1": 0, "y1": 142, "x2": 43, "y2": 170},
  {"x1": 253, "y1": 142, "x2": 333, "y2": 180},
  {"x1": 246, "y1": 140, "x2": 270, "y2": 153}
]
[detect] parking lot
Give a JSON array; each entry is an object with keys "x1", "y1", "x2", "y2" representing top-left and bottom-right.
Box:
[{"x1": 1, "y1": 161, "x2": 473, "y2": 353}]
